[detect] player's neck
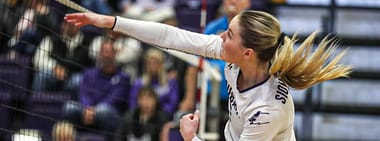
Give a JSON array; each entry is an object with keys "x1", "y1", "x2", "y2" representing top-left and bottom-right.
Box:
[{"x1": 237, "y1": 63, "x2": 269, "y2": 91}]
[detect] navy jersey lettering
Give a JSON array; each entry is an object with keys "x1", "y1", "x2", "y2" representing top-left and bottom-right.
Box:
[
  {"x1": 228, "y1": 84, "x2": 238, "y2": 115},
  {"x1": 275, "y1": 79, "x2": 289, "y2": 104}
]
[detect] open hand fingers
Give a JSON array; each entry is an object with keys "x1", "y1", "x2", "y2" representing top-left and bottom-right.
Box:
[
  {"x1": 64, "y1": 13, "x2": 86, "y2": 19},
  {"x1": 64, "y1": 13, "x2": 90, "y2": 27}
]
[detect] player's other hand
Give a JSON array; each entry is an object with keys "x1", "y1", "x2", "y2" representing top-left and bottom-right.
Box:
[
  {"x1": 64, "y1": 12, "x2": 115, "y2": 29},
  {"x1": 180, "y1": 110, "x2": 200, "y2": 141}
]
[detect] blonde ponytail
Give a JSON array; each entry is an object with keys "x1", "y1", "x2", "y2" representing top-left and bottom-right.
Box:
[
  {"x1": 269, "y1": 32, "x2": 352, "y2": 90},
  {"x1": 238, "y1": 11, "x2": 352, "y2": 89}
]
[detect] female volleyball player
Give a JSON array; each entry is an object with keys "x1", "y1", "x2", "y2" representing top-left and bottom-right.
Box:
[{"x1": 65, "y1": 10, "x2": 351, "y2": 141}]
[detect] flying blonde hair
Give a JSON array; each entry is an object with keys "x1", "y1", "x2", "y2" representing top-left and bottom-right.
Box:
[
  {"x1": 239, "y1": 10, "x2": 352, "y2": 90},
  {"x1": 269, "y1": 32, "x2": 352, "y2": 89}
]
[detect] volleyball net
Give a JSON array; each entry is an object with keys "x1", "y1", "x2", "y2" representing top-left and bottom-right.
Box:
[{"x1": 0, "y1": 0, "x2": 221, "y2": 140}]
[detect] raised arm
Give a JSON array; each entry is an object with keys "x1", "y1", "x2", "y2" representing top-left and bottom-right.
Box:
[
  {"x1": 64, "y1": 12, "x2": 222, "y2": 59},
  {"x1": 64, "y1": 13, "x2": 115, "y2": 28}
]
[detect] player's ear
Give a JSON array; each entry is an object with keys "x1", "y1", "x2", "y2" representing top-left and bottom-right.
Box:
[{"x1": 244, "y1": 48, "x2": 254, "y2": 57}]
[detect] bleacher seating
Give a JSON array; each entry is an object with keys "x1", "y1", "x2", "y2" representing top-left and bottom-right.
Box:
[
  {"x1": 0, "y1": 54, "x2": 31, "y2": 99},
  {"x1": 0, "y1": 91, "x2": 12, "y2": 141},
  {"x1": 77, "y1": 132, "x2": 106, "y2": 141},
  {"x1": 174, "y1": 0, "x2": 221, "y2": 32},
  {"x1": 23, "y1": 92, "x2": 71, "y2": 139}
]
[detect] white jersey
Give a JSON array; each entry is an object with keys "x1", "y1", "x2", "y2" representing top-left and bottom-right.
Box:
[
  {"x1": 112, "y1": 16, "x2": 296, "y2": 141},
  {"x1": 224, "y1": 63, "x2": 296, "y2": 141},
  {"x1": 113, "y1": 16, "x2": 222, "y2": 59}
]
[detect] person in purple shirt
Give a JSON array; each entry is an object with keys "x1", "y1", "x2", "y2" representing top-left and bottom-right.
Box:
[
  {"x1": 63, "y1": 38, "x2": 130, "y2": 131},
  {"x1": 129, "y1": 48, "x2": 179, "y2": 117}
]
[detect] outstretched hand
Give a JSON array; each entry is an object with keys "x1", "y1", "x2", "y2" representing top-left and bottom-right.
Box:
[
  {"x1": 180, "y1": 110, "x2": 200, "y2": 141},
  {"x1": 64, "y1": 12, "x2": 115, "y2": 28}
]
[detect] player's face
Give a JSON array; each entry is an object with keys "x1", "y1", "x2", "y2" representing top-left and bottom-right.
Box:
[{"x1": 220, "y1": 16, "x2": 247, "y2": 64}]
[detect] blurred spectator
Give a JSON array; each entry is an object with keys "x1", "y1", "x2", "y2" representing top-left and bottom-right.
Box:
[
  {"x1": 145, "y1": 12, "x2": 197, "y2": 113},
  {"x1": 8, "y1": 0, "x2": 57, "y2": 56},
  {"x1": 205, "y1": 0, "x2": 251, "y2": 35},
  {"x1": 105, "y1": 0, "x2": 129, "y2": 14},
  {"x1": 81, "y1": 0, "x2": 113, "y2": 15},
  {"x1": 174, "y1": 0, "x2": 221, "y2": 32},
  {"x1": 0, "y1": 0, "x2": 24, "y2": 54},
  {"x1": 79, "y1": 0, "x2": 113, "y2": 38},
  {"x1": 90, "y1": 30, "x2": 142, "y2": 82},
  {"x1": 154, "y1": 15, "x2": 198, "y2": 141},
  {"x1": 52, "y1": 121, "x2": 76, "y2": 141},
  {"x1": 159, "y1": 63, "x2": 197, "y2": 141},
  {"x1": 12, "y1": 129, "x2": 42, "y2": 141},
  {"x1": 129, "y1": 48, "x2": 179, "y2": 117},
  {"x1": 32, "y1": 21, "x2": 94, "y2": 96},
  {"x1": 204, "y1": 0, "x2": 252, "y2": 107},
  {"x1": 250, "y1": 0, "x2": 272, "y2": 12},
  {"x1": 204, "y1": 0, "x2": 252, "y2": 140},
  {"x1": 115, "y1": 86, "x2": 169, "y2": 141},
  {"x1": 123, "y1": 0, "x2": 174, "y2": 19},
  {"x1": 63, "y1": 38, "x2": 129, "y2": 131},
  {"x1": 172, "y1": 62, "x2": 197, "y2": 113},
  {"x1": 204, "y1": 0, "x2": 270, "y2": 35}
]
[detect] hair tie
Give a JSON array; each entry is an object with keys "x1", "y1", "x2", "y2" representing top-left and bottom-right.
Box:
[{"x1": 277, "y1": 32, "x2": 286, "y2": 48}]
